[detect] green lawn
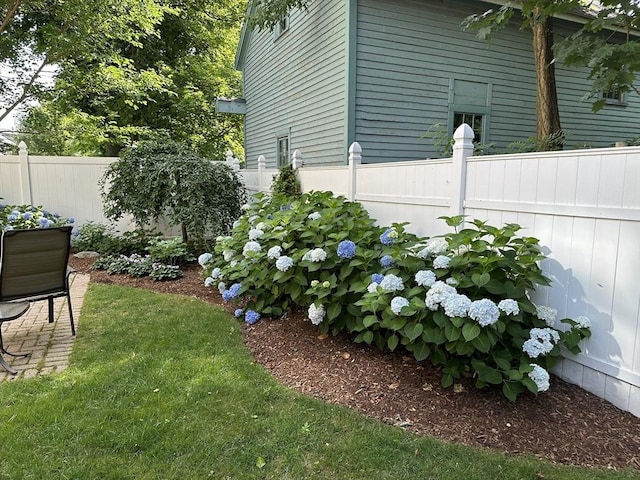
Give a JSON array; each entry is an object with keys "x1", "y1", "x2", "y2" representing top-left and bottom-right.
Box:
[{"x1": 0, "y1": 284, "x2": 638, "y2": 480}]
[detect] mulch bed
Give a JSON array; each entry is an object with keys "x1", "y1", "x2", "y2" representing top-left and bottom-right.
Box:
[{"x1": 71, "y1": 256, "x2": 640, "y2": 471}]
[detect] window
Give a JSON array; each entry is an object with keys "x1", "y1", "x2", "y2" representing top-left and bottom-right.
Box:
[
  {"x1": 276, "y1": 135, "x2": 290, "y2": 167},
  {"x1": 274, "y1": 15, "x2": 289, "y2": 39},
  {"x1": 453, "y1": 112, "x2": 484, "y2": 143},
  {"x1": 602, "y1": 86, "x2": 627, "y2": 106}
]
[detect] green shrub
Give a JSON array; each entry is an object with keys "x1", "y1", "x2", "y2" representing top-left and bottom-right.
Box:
[
  {"x1": 271, "y1": 164, "x2": 301, "y2": 196},
  {"x1": 100, "y1": 139, "x2": 246, "y2": 249},
  {"x1": 200, "y1": 193, "x2": 591, "y2": 401},
  {"x1": 147, "y1": 237, "x2": 194, "y2": 265}
]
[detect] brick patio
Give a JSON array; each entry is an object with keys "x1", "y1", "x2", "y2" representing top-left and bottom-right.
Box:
[{"x1": 0, "y1": 273, "x2": 90, "y2": 381}]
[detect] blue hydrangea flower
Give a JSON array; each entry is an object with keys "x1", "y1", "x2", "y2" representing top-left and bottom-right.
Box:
[
  {"x1": 245, "y1": 310, "x2": 261, "y2": 325},
  {"x1": 71, "y1": 227, "x2": 79, "y2": 236},
  {"x1": 432, "y1": 255, "x2": 451, "y2": 269},
  {"x1": 275, "y1": 255, "x2": 294, "y2": 272},
  {"x1": 371, "y1": 273, "x2": 384, "y2": 284},
  {"x1": 415, "y1": 270, "x2": 436, "y2": 287},
  {"x1": 279, "y1": 204, "x2": 291, "y2": 212},
  {"x1": 234, "y1": 308, "x2": 244, "y2": 318},
  {"x1": 390, "y1": 296, "x2": 410, "y2": 315},
  {"x1": 380, "y1": 255, "x2": 394, "y2": 268},
  {"x1": 222, "y1": 283, "x2": 242, "y2": 302},
  {"x1": 528, "y1": 364, "x2": 550, "y2": 392},
  {"x1": 498, "y1": 299, "x2": 520, "y2": 315},
  {"x1": 7, "y1": 213, "x2": 17, "y2": 221},
  {"x1": 380, "y1": 228, "x2": 398, "y2": 245},
  {"x1": 468, "y1": 299, "x2": 500, "y2": 327},
  {"x1": 337, "y1": 240, "x2": 356, "y2": 259},
  {"x1": 22, "y1": 212, "x2": 33, "y2": 220},
  {"x1": 68, "y1": 217, "x2": 75, "y2": 224},
  {"x1": 198, "y1": 252, "x2": 213, "y2": 267},
  {"x1": 4, "y1": 226, "x2": 14, "y2": 231},
  {"x1": 210, "y1": 267, "x2": 222, "y2": 279},
  {"x1": 443, "y1": 294, "x2": 471, "y2": 318}
]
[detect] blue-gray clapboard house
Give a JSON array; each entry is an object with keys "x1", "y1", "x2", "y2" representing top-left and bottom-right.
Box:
[{"x1": 234, "y1": 0, "x2": 639, "y2": 166}]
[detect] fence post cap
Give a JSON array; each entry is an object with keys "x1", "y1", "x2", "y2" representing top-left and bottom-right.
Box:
[
  {"x1": 18, "y1": 141, "x2": 27, "y2": 151},
  {"x1": 349, "y1": 142, "x2": 362, "y2": 154}
]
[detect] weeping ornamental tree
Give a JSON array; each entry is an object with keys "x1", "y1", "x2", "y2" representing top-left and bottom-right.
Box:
[{"x1": 100, "y1": 140, "x2": 246, "y2": 248}]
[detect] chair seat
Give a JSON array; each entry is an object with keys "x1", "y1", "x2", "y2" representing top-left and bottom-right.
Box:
[{"x1": 0, "y1": 302, "x2": 30, "y2": 322}]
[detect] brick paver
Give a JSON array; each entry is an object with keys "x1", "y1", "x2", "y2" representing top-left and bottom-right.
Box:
[{"x1": 0, "y1": 273, "x2": 89, "y2": 381}]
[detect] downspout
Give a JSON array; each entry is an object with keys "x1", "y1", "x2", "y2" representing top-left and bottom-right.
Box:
[{"x1": 345, "y1": 0, "x2": 357, "y2": 164}]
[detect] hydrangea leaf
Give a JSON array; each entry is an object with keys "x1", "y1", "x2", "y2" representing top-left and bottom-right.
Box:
[{"x1": 462, "y1": 323, "x2": 481, "y2": 342}]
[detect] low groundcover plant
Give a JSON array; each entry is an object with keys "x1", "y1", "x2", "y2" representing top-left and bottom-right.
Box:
[{"x1": 200, "y1": 192, "x2": 591, "y2": 401}]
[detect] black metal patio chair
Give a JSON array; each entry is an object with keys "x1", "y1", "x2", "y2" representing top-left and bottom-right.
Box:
[{"x1": 0, "y1": 226, "x2": 76, "y2": 375}]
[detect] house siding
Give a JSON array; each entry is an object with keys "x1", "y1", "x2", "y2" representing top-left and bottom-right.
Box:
[
  {"x1": 355, "y1": 0, "x2": 640, "y2": 163},
  {"x1": 241, "y1": 0, "x2": 348, "y2": 168}
]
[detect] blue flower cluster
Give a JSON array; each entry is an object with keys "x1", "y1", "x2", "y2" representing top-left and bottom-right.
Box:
[
  {"x1": 380, "y1": 228, "x2": 398, "y2": 245},
  {"x1": 222, "y1": 283, "x2": 242, "y2": 302},
  {"x1": 337, "y1": 240, "x2": 356, "y2": 259},
  {"x1": 380, "y1": 255, "x2": 394, "y2": 268}
]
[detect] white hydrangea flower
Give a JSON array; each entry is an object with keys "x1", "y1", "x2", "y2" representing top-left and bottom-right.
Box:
[
  {"x1": 198, "y1": 252, "x2": 212, "y2": 267},
  {"x1": 307, "y1": 212, "x2": 321, "y2": 220},
  {"x1": 379, "y1": 274, "x2": 404, "y2": 292},
  {"x1": 308, "y1": 303, "x2": 325, "y2": 325},
  {"x1": 267, "y1": 246, "x2": 282, "y2": 259},
  {"x1": 415, "y1": 270, "x2": 436, "y2": 287},
  {"x1": 574, "y1": 316, "x2": 591, "y2": 329},
  {"x1": 229, "y1": 260, "x2": 238, "y2": 268},
  {"x1": 218, "y1": 282, "x2": 226, "y2": 294},
  {"x1": 241, "y1": 203, "x2": 251, "y2": 211},
  {"x1": 242, "y1": 241, "x2": 262, "y2": 257},
  {"x1": 248, "y1": 228, "x2": 264, "y2": 241},
  {"x1": 256, "y1": 222, "x2": 266, "y2": 230},
  {"x1": 468, "y1": 299, "x2": 500, "y2": 327},
  {"x1": 204, "y1": 277, "x2": 214, "y2": 287},
  {"x1": 210, "y1": 267, "x2": 222, "y2": 280},
  {"x1": 535, "y1": 305, "x2": 558, "y2": 327},
  {"x1": 416, "y1": 237, "x2": 449, "y2": 258},
  {"x1": 275, "y1": 255, "x2": 294, "y2": 272},
  {"x1": 445, "y1": 277, "x2": 458, "y2": 286},
  {"x1": 432, "y1": 255, "x2": 451, "y2": 269},
  {"x1": 367, "y1": 282, "x2": 379, "y2": 293},
  {"x1": 528, "y1": 364, "x2": 550, "y2": 392},
  {"x1": 390, "y1": 296, "x2": 410, "y2": 315},
  {"x1": 522, "y1": 327, "x2": 560, "y2": 358},
  {"x1": 425, "y1": 281, "x2": 456, "y2": 311},
  {"x1": 223, "y1": 250, "x2": 234, "y2": 262},
  {"x1": 232, "y1": 220, "x2": 241, "y2": 229},
  {"x1": 443, "y1": 294, "x2": 471, "y2": 318},
  {"x1": 498, "y1": 299, "x2": 520, "y2": 316},
  {"x1": 303, "y1": 248, "x2": 327, "y2": 262}
]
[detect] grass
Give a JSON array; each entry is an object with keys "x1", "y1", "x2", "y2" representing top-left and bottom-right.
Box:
[{"x1": 0, "y1": 284, "x2": 638, "y2": 480}]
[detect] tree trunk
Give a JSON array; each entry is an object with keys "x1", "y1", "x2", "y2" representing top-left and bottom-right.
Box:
[{"x1": 531, "y1": 11, "x2": 563, "y2": 151}]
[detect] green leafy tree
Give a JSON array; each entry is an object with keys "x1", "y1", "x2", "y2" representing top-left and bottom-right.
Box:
[
  {"x1": 100, "y1": 139, "x2": 246, "y2": 249},
  {"x1": 0, "y1": 0, "x2": 167, "y2": 126}
]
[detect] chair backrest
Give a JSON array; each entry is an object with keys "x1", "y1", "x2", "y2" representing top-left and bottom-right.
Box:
[{"x1": 0, "y1": 226, "x2": 72, "y2": 302}]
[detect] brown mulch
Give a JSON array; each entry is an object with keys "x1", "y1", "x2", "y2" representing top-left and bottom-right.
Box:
[{"x1": 71, "y1": 255, "x2": 640, "y2": 471}]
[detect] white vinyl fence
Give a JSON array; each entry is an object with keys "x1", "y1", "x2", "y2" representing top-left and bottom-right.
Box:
[
  {"x1": 242, "y1": 124, "x2": 640, "y2": 417},
  {"x1": 2, "y1": 132, "x2": 638, "y2": 417}
]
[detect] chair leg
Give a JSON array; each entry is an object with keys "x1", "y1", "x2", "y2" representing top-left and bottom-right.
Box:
[
  {"x1": 0, "y1": 328, "x2": 30, "y2": 375},
  {"x1": 48, "y1": 297, "x2": 54, "y2": 323},
  {"x1": 67, "y1": 293, "x2": 75, "y2": 336}
]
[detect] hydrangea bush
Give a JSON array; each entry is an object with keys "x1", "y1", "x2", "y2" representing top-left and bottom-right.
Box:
[
  {"x1": 200, "y1": 194, "x2": 591, "y2": 401},
  {"x1": 0, "y1": 203, "x2": 75, "y2": 232}
]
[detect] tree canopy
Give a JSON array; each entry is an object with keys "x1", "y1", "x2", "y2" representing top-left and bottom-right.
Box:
[{"x1": 3, "y1": 0, "x2": 245, "y2": 158}]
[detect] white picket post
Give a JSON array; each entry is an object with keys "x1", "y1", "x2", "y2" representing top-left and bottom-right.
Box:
[
  {"x1": 291, "y1": 149, "x2": 302, "y2": 169},
  {"x1": 18, "y1": 141, "x2": 32, "y2": 205},
  {"x1": 450, "y1": 124, "x2": 474, "y2": 216},
  {"x1": 348, "y1": 142, "x2": 362, "y2": 202},
  {"x1": 257, "y1": 155, "x2": 266, "y2": 192}
]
